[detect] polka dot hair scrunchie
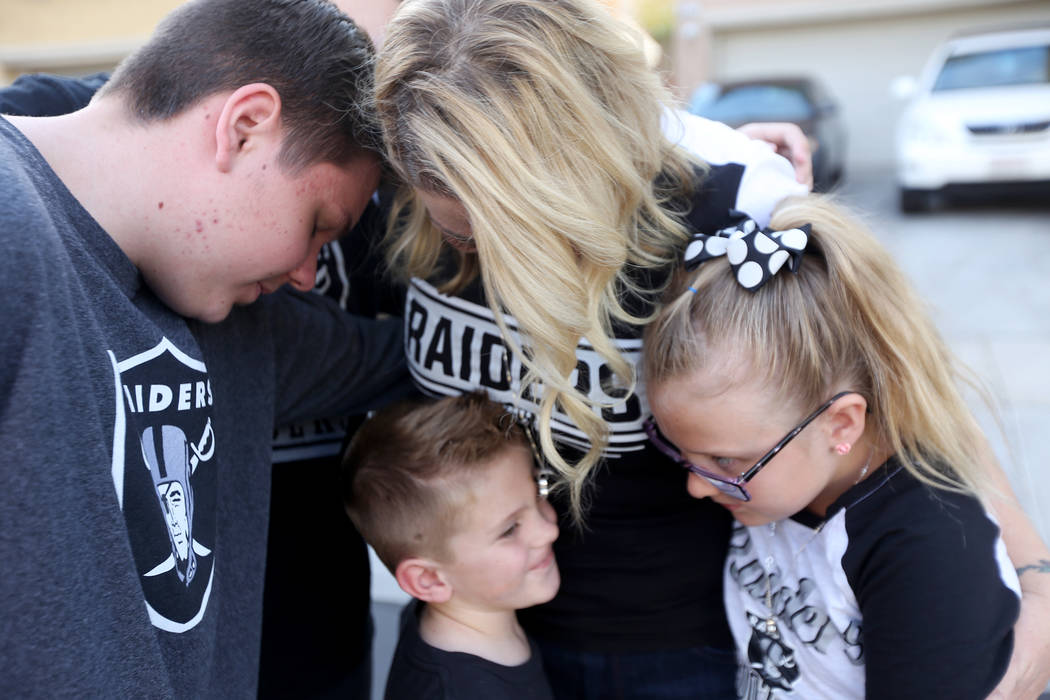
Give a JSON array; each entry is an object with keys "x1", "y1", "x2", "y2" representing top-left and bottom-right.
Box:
[{"x1": 683, "y1": 218, "x2": 810, "y2": 291}]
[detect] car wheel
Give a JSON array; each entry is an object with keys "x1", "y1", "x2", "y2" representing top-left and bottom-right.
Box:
[
  {"x1": 826, "y1": 167, "x2": 844, "y2": 191},
  {"x1": 899, "y1": 187, "x2": 935, "y2": 213}
]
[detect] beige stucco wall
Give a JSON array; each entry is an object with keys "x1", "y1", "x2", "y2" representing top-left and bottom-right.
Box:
[
  {"x1": 0, "y1": 0, "x2": 400, "y2": 83},
  {"x1": 0, "y1": 0, "x2": 182, "y2": 82},
  {"x1": 0, "y1": 0, "x2": 181, "y2": 44}
]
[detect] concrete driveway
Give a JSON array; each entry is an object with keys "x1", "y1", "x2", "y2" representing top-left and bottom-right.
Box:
[{"x1": 835, "y1": 167, "x2": 1050, "y2": 547}]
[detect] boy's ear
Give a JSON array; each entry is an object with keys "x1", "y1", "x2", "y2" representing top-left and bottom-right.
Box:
[
  {"x1": 824, "y1": 392, "x2": 868, "y2": 450},
  {"x1": 395, "y1": 557, "x2": 453, "y2": 604},
  {"x1": 214, "y1": 83, "x2": 282, "y2": 173}
]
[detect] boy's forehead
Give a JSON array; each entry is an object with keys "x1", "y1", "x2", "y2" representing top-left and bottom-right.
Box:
[
  {"x1": 455, "y1": 446, "x2": 536, "y2": 531},
  {"x1": 343, "y1": 157, "x2": 382, "y2": 207},
  {"x1": 301, "y1": 155, "x2": 381, "y2": 222},
  {"x1": 325, "y1": 152, "x2": 382, "y2": 193}
]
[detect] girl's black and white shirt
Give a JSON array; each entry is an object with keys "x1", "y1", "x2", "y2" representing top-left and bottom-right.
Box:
[
  {"x1": 725, "y1": 458, "x2": 1021, "y2": 700},
  {"x1": 404, "y1": 111, "x2": 810, "y2": 651}
]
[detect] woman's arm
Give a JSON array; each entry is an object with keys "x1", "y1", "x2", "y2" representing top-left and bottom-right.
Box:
[
  {"x1": 0, "y1": 72, "x2": 107, "y2": 117},
  {"x1": 736, "y1": 121, "x2": 814, "y2": 190},
  {"x1": 985, "y1": 448, "x2": 1050, "y2": 699},
  {"x1": 662, "y1": 109, "x2": 810, "y2": 228}
]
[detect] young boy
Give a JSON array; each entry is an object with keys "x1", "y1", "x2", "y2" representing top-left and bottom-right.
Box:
[{"x1": 343, "y1": 392, "x2": 560, "y2": 699}]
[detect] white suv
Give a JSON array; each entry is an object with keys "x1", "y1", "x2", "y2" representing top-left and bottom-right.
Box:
[{"x1": 894, "y1": 25, "x2": 1050, "y2": 212}]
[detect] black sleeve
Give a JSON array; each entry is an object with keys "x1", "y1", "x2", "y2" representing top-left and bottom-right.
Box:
[
  {"x1": 0, "y1": 72, "x2": 108, "y2": 117},
  {"x1": 329, "y1": 198, "x2": 407, "y2": 318},
  {"x1": 844, "y1": 485, "x2": 1020, "y2": 700},
  {"x1": 261, "y1": 289, "x2": 414, "y2": 425},
  {"x1": 683, "y1": 162, "x2": 750, "y2": 235}
]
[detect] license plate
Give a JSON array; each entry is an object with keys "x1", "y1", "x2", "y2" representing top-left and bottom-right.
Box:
[{"x1": 987, "y1": 157, "x2": 1030, "y2": 179}]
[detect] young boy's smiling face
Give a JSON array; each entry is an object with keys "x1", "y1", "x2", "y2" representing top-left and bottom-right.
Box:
[{"x1": 439, "y1": 445, "x2": 560, "y2": 613}]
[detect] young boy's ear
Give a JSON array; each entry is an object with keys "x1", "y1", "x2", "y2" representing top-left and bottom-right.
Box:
[
  {"x1": 395, "y1": 558, "x2": 453, "y2": 604},
  {"x1": 824, "y1": 392, "x2": 868, "y2": 450}
]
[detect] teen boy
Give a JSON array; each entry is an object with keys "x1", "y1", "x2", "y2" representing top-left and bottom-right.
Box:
[
  {"x1": 343, "y1": 392, "x2": 560, "y2": 699},
  {"x1": 0, "y1": 0, "x2": 408, "y2": 696}
]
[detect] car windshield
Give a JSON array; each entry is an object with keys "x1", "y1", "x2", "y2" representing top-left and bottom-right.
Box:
[
  {"x1": 691, "y1": 85, "x2": 814, "y2": 123},
  {"x1": 933, "y1": 44, "x2": 1050, "y2": 91}
]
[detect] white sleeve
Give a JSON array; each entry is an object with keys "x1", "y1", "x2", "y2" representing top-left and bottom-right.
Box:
[{"x1": 661, "y1": 108, "x2": 809, "y2": 227}]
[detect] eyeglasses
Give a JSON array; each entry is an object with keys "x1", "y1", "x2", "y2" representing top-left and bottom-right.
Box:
[{"x1": 643, "y1": 391, "x2": 857, "y2": 502}]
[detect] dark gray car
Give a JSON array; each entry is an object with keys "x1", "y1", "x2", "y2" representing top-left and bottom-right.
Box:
[{"x1": 689, "y1": 76, "x2": 847, "y2": 192}]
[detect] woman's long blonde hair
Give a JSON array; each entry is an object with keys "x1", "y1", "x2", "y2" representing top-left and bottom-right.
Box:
[
  {"x1": 644, "y1": 195, "x2": 992, "y2": 498},
  {"x1": 376, "y1": 0, "x2": 698, "y2": 519}
]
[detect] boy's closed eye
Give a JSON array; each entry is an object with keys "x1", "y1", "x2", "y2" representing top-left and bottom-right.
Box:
[{"x1": 499, "y1": 522, "x2": 520, "y2": 539}]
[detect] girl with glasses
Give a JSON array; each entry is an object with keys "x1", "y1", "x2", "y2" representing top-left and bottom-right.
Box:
[{"x1": 643, "y1": 194, "x2": 1045, "y2": 698}]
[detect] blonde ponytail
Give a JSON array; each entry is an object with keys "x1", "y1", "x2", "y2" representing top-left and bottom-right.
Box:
[{"x1": 645, "y1": 195, "x2": 993, "y2": 499}]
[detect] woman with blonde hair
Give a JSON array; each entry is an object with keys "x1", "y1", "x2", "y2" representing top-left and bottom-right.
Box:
[
  {"x1": 374, "y1": 0, "x2": 1050, "y2": 696},
  {"x1": 378, "y1": 0, "x2": 803, "y2": 507}
]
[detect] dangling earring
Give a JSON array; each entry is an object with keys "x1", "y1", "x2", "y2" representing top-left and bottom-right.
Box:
[{"x1": 834, "y1": 442, "x2": 852, "y2": 455}]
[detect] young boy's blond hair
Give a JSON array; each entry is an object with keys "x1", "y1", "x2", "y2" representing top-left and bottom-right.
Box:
[{"x1": 342, "y1": 391, "x2": 526, "y2": 571}]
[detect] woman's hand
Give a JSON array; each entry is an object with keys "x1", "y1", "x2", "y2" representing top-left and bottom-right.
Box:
[{"x1": 737, "y1": 122, "x2": 814, "y2": 190}]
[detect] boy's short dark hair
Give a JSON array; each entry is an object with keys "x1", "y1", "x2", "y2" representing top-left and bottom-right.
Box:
[
  {"x1": 342, "y1": 392, "x2": 527, "y2": 572},
  {"x1": 100, "y1": 0, "x2": 382, "y2": 171}
]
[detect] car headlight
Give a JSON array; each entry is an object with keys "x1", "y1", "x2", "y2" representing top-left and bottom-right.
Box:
[{"x1": 898, "y1": 112, "x2": 958, "y2": 147}]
